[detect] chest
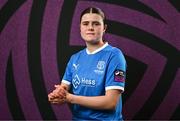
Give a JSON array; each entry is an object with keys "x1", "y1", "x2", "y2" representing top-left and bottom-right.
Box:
[
  {"x1": 71, "y1": 55, "x2": 108, "y2": 91},
  {"x1": 73, "y1": 55, "x2": 107, "y2": 77}
]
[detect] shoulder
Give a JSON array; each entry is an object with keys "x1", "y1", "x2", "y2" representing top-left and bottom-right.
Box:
[
  {"x1": 105, "y1": 44, "x2": 125, "y2": 57},
  {"x1": 70, "y1": 48, "x2": 86, "y2": 60},
  {"x1": 105, "y1": 45, "x2": 126, "y2": 66},
  {"x1": 106, "y1": 45, "x2": 127, "y2": 68}
]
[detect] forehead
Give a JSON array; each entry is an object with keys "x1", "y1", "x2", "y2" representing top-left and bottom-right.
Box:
[{"x1": 81, "y1": 13, "x2": 103, "y2": 22}]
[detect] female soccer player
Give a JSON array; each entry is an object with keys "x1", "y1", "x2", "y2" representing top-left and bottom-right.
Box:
[{"x1": 48, "y1": 7, "x2": 127, "y2": 121}]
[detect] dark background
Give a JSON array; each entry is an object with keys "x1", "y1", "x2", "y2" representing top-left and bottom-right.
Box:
[{"x1": 0, "y1": 0, "x2": 179, "y2": 120}]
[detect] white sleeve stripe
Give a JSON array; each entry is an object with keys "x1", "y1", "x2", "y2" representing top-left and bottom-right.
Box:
[
  {"x1": 105, "y1": 86, "x2": 124, "y2": 91},
  {"x1": 62, "y1": 80, "x2": 71, "y2": 85}
]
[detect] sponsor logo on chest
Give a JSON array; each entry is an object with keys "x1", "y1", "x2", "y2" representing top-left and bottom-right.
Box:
[{"x1": 72, "y1": 74, "x2": 96, "y2": 89}]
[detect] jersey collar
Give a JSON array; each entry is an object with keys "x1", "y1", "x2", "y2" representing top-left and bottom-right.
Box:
[{"x1": 86, "y1": 42, "x2": 108, "y2": 55}]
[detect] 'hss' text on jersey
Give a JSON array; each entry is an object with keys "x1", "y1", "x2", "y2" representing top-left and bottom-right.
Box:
[{"x1": 72, "y1": 74, "x2": 96, "y2": 89}]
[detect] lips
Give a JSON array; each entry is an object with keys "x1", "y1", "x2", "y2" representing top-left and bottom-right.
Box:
[{"x1": 86, "y1": 33, "x2": 95, "y2": 35}]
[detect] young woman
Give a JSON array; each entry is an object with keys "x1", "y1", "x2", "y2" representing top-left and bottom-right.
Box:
[{"x1": 48, "y1": 7, "x2": 127, "y2": 121}]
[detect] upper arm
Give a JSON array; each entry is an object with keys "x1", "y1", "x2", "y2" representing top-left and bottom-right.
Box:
[
  {"x1": 105, "y1": 50, "x2": 127, "y2": 93},
  {"x1": 62, "y1": 55, "x2": 74, "y2": 85},
  {"x1": 106, "y1": 89, "x2": 122, "y2": 102},
  {"x1": 105, "y1": 89, "x2": 122, "y2": 109}
]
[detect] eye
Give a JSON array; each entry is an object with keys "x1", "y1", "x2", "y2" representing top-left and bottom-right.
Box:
[
  {"x1": 93, "y1": 22, "x2": 101, "y2": 26},
  {"x1": 83, "y1": 23, "x2": 88, "y2": 26},
  {"x1": 82, "y1": 22, "x2": 89, "y2": 26}
]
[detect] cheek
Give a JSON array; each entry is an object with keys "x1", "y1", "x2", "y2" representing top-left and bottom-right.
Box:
[
  {"x1": 80, "y1": 28, "x2": 86, "y2": 38},
  {"x1": 96, "y1": 28, "x2": 104, "y2": 35},
  {"x1": 80, "y1": 27, "x2": 86, "y2": 33}
]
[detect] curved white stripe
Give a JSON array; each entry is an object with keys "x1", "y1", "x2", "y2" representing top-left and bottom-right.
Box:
[
  {"x1": 62, "y1": 80, "x2": 71, "y2": 85},
  {"x1": 86, "y1": 42, "x2": 108, "y2": 54},
  {"x1": 105, "y1": 86, "x2": 124, "y2": 92}
]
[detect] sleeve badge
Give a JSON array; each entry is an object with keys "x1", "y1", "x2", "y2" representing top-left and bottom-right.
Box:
[{"x1": 114, "y1": 69, "x2": 125, "y2": 82}]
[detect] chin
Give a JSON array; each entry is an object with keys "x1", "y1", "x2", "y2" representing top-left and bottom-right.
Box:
[{"x1": 86, "y1": 40, "x2": 99, "y2": 45}]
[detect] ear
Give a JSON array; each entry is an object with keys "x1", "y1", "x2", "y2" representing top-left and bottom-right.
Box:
[
  {"x1": 79, "y1": 24, "x2": 81, "y2": 33},
  {"x1": 103, "y1": 24, "x2": 107, "y2": 33}
]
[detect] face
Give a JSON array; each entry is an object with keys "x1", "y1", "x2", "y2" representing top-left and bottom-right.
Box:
[{"x1": 80, "y1": 13, "x2": 106, "y2": 44}]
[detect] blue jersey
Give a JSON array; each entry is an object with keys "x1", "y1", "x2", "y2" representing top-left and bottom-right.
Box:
[{"x1": 62, "y1": 43, "x2": 126, "y2": 121}]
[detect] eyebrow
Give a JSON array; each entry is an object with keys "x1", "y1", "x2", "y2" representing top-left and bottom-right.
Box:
[{"x1": 81, "y1": 21, "x2": 101, "y2": 23}]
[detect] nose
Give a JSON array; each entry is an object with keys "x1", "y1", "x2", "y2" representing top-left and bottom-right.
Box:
[{"x1": 88, "y1": 24, "x2": 94, "y2": 30}]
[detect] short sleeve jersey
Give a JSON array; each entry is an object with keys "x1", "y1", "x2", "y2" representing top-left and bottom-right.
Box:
[{"x1": 62, "y1": 43, "x2": 126, "y2": 121}]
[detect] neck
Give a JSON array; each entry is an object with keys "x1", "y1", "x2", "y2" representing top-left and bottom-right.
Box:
[{"x1": 86, "y1": 41, "x2": 105, "y2": 53}]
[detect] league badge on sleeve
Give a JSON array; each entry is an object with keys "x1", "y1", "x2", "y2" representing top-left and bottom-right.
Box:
[{"x1": 114, "y1": 69, "x2": 125, "y2": 82}]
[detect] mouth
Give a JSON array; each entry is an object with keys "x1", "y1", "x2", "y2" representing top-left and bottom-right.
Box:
[{"x1": 86, "y1": 33, "x2": 95, "y2": 35}]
